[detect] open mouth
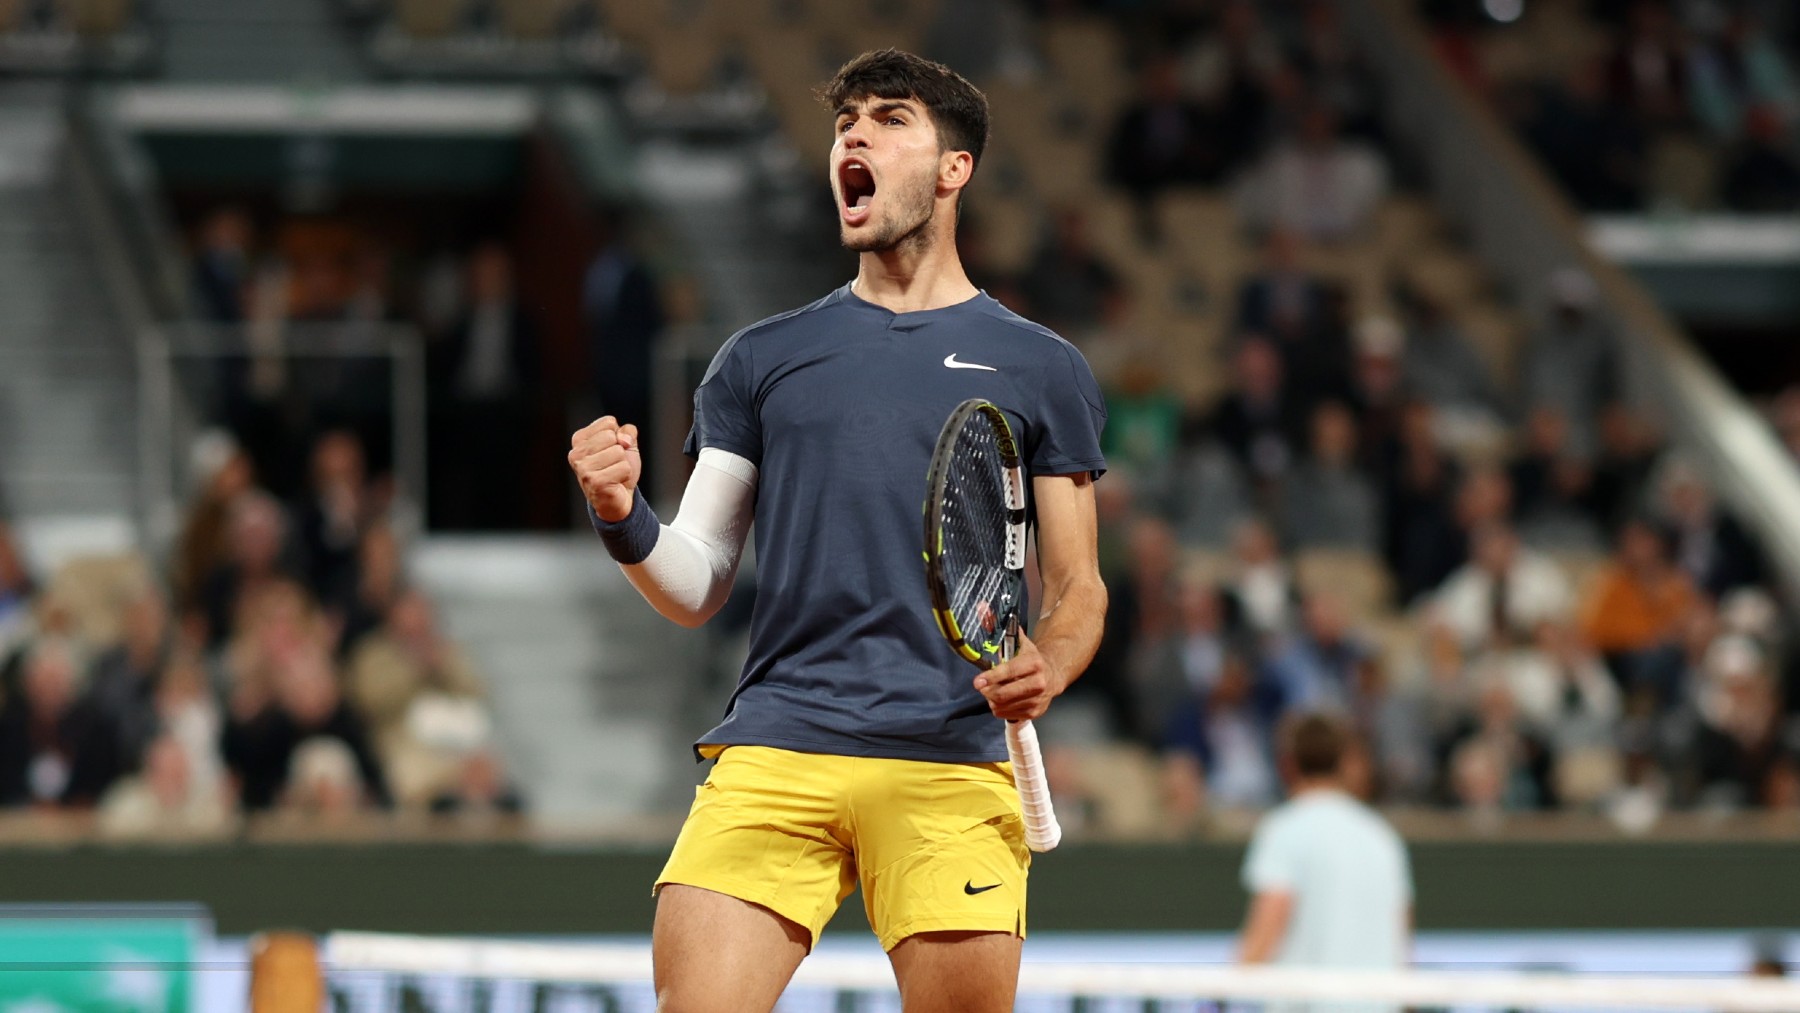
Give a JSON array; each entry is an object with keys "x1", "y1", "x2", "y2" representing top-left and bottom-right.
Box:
[{"x1": 838, "y1": 158, "x2": 876, "y2": 225}]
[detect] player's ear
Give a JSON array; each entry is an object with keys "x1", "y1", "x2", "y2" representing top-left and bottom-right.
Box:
[{"x1": 938, "y1": 149, "x2": 974, "y2": 196}]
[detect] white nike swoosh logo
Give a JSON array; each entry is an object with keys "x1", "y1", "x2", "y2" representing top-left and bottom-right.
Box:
[{"x1": 943, "y1": 354, "x2": 997, "y2": 371}]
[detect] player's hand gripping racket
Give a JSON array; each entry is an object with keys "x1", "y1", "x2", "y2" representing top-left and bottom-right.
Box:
[{"x1": 924, "y1": 398, "x2": 1061, "y2": 852}]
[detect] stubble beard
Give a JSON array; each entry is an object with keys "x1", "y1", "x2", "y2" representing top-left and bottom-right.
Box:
[{"x1": 840, "y1": 172, "x2": 938, "y2": 256}]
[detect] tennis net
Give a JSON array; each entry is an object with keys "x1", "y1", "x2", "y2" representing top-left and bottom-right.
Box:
[{"x1": 324, "y1": 931, "x2": 1800, "y2": 1012}]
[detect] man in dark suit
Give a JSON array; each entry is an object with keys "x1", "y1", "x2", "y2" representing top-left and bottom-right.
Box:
[{"x1": 429, "y1": 243, "x2": 540, "y2": 530}]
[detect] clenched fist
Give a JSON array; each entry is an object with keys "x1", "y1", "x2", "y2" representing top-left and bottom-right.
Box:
[{"x1": 569, "y1": 416, "x2": 641, "y2": 522}]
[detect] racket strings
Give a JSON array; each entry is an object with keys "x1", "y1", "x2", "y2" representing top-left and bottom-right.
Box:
[{"x1": 940, "y1": 419, "x2": 1018, "y2": 643}]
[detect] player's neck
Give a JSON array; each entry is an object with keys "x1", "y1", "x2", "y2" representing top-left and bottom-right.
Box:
[
  {"x1": 851, "y1": 237, "x2": 978, "y2": 315},
  {"x1": 1290, "y1": 776, "x2": 1348, "y2": 799}
]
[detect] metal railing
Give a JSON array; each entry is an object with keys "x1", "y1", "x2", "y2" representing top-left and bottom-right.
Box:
[
  {"x1": 136, "y1": 321, "x2": 428, "y2": 548},
  {"x1": 1343, "y1": 0, "x2": 1800, "y2": 608}
]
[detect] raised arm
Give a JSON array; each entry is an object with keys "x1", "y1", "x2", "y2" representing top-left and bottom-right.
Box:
[
  {"x1": 569, "y1": 417, "x2": 755, "y2": 628},
  {"x1": 972, "y1": 472, "x2": 1107, "y2": 720}
]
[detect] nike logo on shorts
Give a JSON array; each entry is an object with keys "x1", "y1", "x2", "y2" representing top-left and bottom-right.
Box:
[
  {"x1": 944, "y1": 354, "x2": 997, "y2": 371},
  {"x1": 964, "y1": 880, "x2": 1002, "y2": 895}
]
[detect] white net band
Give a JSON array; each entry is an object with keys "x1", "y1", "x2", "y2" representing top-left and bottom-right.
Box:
[{"x1": 326, "y1": 932, "x2": 1800, "y2": 1012}]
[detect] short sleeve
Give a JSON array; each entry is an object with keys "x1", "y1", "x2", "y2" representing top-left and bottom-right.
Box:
[
  {"x1": 1028, "y1": 342, "x2": 1107, "y2": 479},
  {"x1": 1242, "y1": 815, "x2": 1301, "y2": 893},
  {"x1": 683, "y1": 330, "x2": 762, "y2": 466}
]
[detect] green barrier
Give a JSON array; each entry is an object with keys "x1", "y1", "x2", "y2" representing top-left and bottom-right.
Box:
[
  {"x1": 0, "y1": 842, "x2": 1792, "y2": 937},
  {"x1": 0, "y1": 909, "x2": 204, "y2": 1012}
]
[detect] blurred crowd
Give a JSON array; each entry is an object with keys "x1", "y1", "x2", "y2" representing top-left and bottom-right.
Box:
[
  {"x1": 90, "y1": 0, "x2": 1800, "y2": 839},
  {"x1": 1427, "y1": 0, "x2": 1800, "y2": 212},
  {"x1": 185, "y1": 203, "x2": 664, "y2": 530},
  {"x1": 936, "y1": 2, "x2": 1800, "y2": 834},
  {"x1": 0, "y1": 429, "x2": 522, "y2": 840}
]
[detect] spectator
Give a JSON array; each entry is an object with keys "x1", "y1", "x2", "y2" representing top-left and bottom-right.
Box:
[
  {"x1": 1263, "y1": 590, "x2": 1376, "y2": 712},
  {"x1": 222, "y1": 642, "x2": 389, "y2": 811},
  {"x1": 1132, "y1": 573, "x2": 1233, "y2": 746},
  {"x1": 293, "y1": 430, "x2": 376, "y2": 619},
  {"x1": 0, "y1": 639, "x2": 121, "y2": 809},
  {"x1": 1658, "y1": 460, "x2": 1764, "y2": 597},
  {"x1": 173, "y1": 431, "x2": 256, "y2": 613},
  {"x1": 429, "y1": 749, "x2": 526, "y2": 820},
  {"x1": 152, "y1": 651, "x2": 226, "y2": 814},
  {"x1": 85, "y1": 585, "x2": 171, "y2": 766},
  {"x1": 339, "y1": 523, "x2": 406, "y2": 654},
  {"x1": 1102, "y1": 355, "x2": 1183, "y2": 481},
  {"x1": 1431, "y1": 522, "x2": 1574, "y2": 652},
  {"x1": 1383, "y1": 402, "x2": 1465, "y2": 603},
  {"x1": 1397, "y1": 284, "x2": 1506, "y2": 439},
  {"x1": 1235, "y1": 102, "x2": 1389, "y2": 243},
  {"x1": 1072, "y1": 515, "x2": 1171, "y2": 739},
  {"x1": 1446, "y1": 671, "x2": 1556, "y2": 811},
  {"x1": 1722, "y1": 104, "x2": 1800, "y2": 212},
  {"x1": 1224, "y1": 517, "x2": 1301, "y2": 640},
  {"x1": 1523, "y1": 269, "x2": 1618, "y2": 458},
  {"x1": 1179, "y1": 0, "x2": 1283, "y2": 158},
  {"x1": 1019, "y1": 208, "x2": 1123, "y2": 337},
  {"x1": 347, "y1": 590, "x2": 488, "y2": 806},
  {"x1": 1107, "y1": 57, "x2": 1230, "y2": 208},
  {"x1": 584, "y1": 213, "x2": 665, "y2": 497},
  {"x1": 1348, "y1": 315, "x2": 1408, "y2": 470},
  {"x1": 1606, "y1": 0, "x2": 1692, "y2": 131},
  {"x1": 1236, "y1": 227, "x2": 1348, "y2": 410},
  {"x1": 1591, "y1": 404, "x2": 1664, "y2": 536},
  {"x1": 0, "y1": 519, "x2": 34, "y2": 657},
  {"x1": 1689, "y1": 10, "x2": 1797, "y2": 143},
  {"x1": 1291, "y1": 0, "x2": 1382, "y2": 142},
  {"x1": 1210, "y1": 338, "x2": 1307, "y2": 490},
  {"x1": 431, "y1": 244, "x2": 540, "y2": 530},
  {"x1": 1694, "y1": 637, "x2": 1796, "y2": 808},
  {"x1": 96, "y1": 733, "x2": 233, "y2": 840},
  {"x1": 1502, "y1": 621, "x2": 1623, "y2": 764},
  {"x1": 1281, "y1": 401, "x2": 1380, "y2": 552},
  {"x1": 191, "y1": 207, "x2": 253, "y2": 323},
  {"x1": 279, "y1": 736, "x2": 372, "y2": 819},
  {"x1": 1520, "y1": 61, "x2": 1648, "y2": 211},
  {"x1": 1164, "y1": 650, "x2": 1282, "y2": 810},
  {"x1": 1509, "y1": 407, "x2": 1602, "y2": 551},
  {"x1": 1581, "y1": 517, "x2": 1699, "y2": 701},
  {"x1": 198, "y1": 491, "x2": 297, "y2": 649}
]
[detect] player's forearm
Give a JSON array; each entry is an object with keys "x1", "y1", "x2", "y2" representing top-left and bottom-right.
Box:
[
  {"x1": 590, "y1": 450, "x2": 756, "y2": 628},
  {"x1": 1032, "y1": 570, "x2": 1106, "y2": 696}
]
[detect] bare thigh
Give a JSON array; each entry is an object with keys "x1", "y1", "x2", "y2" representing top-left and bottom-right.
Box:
[
  {"x1": 652, "y1": 884, "x2": 811, "y2": 1013},
  {"x1": 887, "y1": 930, "x2": 1022, "y2": 1013}
]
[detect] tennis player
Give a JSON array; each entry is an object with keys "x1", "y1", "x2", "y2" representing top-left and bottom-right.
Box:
[
  {"x1": 1238, "y1": 713, "x2": 1413, "y2": 1012},
  {"x1": 568, "y1": 49, "x2": 1108, "y2": 1013}
]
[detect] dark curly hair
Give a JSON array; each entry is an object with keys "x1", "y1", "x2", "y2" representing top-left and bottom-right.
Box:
[{"x1": 817, "y1": 48, "x2": 990, "y2": 171}]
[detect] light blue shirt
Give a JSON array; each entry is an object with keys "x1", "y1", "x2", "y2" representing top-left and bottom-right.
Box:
[{"x1": 1243, "y1": 789, "x2": 1412, "y2": 1011}]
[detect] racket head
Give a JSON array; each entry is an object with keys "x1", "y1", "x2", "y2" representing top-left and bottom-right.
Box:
[{"x1": 923, "y1": 398, "x2": 1027, "y2": 671}]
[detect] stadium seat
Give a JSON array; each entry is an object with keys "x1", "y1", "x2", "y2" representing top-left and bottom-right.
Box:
[
  {"x1": 497, "y1": 0, "x2": 567, "y2": 40},
  {"x1": 1648, "y1": 133, "x2": 1720, "y2": 212},
  {"x1": 62, "y1": 0, "x2": 132, "y2": 37},
  {"x1": 1295, "y1": 548, "x2": 1394, "y2": 619},
  {"x1": 43, "y1": 553, "x2": 153, "y2": 647},
  {"x1": 1454, "y1": 302, "x2": 1526, "y2": 390},
  {"x1": 395, "y1": 0, "x2": 464, "y2": 39}
]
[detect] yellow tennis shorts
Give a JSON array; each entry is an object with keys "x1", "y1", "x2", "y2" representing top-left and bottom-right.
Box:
[{"x1": 655, "y1": 745, "x2": 1030, "y2": 951}]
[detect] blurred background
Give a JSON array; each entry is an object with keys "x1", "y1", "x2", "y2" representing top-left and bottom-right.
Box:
[{"x1": 1, "y1": 0, "x2": 1800, "y2": 1006}]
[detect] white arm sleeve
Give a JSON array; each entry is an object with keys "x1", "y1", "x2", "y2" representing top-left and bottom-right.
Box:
[{"x1": 620, "y1": 447, "x2": 756, "y2": 627}]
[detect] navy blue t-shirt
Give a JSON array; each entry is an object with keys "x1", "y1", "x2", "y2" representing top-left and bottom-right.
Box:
[{"x1": 684, "y1": 284, "x2": 1107, "y2": 762}]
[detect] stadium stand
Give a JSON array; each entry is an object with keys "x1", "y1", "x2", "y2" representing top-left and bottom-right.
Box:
[{"x1": 0, "y1": 0, "x2": 1794, "y2": 852}]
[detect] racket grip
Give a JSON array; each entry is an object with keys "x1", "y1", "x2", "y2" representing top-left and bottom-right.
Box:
[{"x1": 1005, "y1": 718, "x2": 1062, "y2": 853}]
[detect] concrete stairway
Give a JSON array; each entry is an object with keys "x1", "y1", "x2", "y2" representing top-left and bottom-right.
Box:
[
  {"x1": 153, "y1": 0, "x2": 365, "y2": 83},
  {"x1": 0, "y1": 86, "x2": 137, "y2": 542},
  {"x1": 412, "y1": 536, "x2": 728, "y2": 827}
]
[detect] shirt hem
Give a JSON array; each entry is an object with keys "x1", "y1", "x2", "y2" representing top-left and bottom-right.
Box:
[{"x1": 694, "y1": 733, "x2": 1008, "y2": 765}]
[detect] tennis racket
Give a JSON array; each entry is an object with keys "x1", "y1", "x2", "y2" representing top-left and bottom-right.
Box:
[{"x1": 923, "y1": 398, "x2": 1061, "y2": 853}]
